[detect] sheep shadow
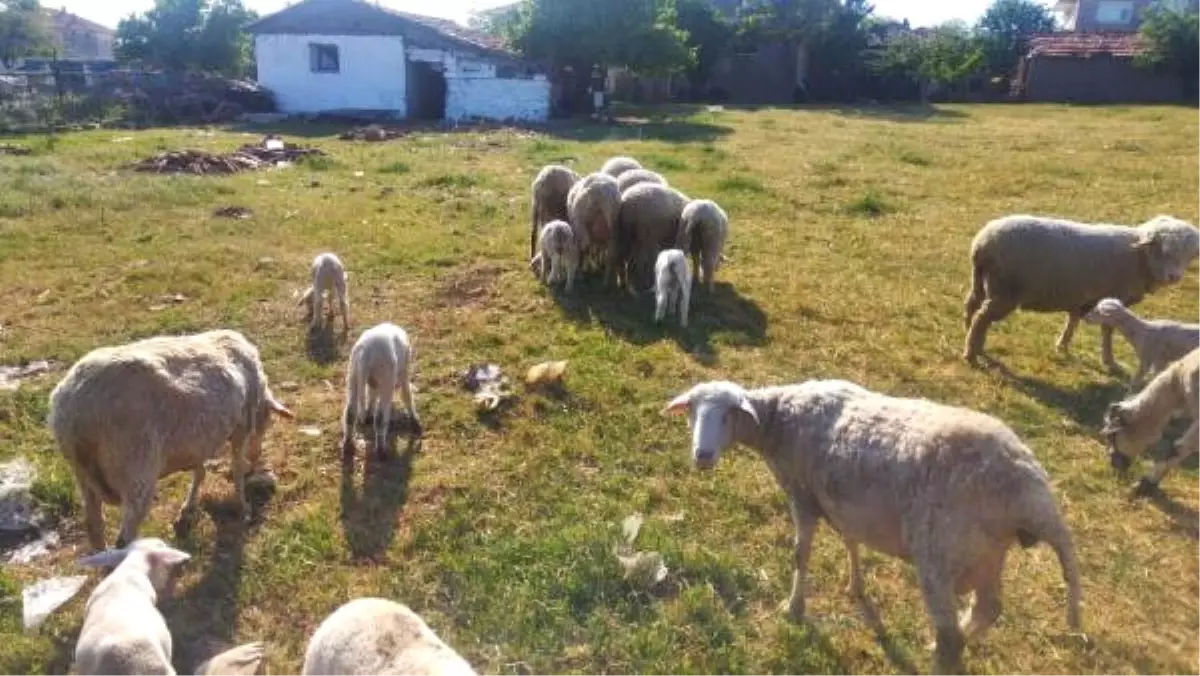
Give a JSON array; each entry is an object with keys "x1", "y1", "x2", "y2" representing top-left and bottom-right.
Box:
[
  {"x1": 852, "y1": 594, "x2": 920, "y2": 674},
  {"x1": 338, "y1": 416, "x2": 417, "y2": 561},
  {"x1": 991, "y1": 361, "x2": 1128, "y2": 429},
  {"x1": 304, "y1": 322, "x2": 343, "y2": 365},
  {"x1": 1144, "y1": 485, "x2": 1200, "y2": 540},
  {"x1": 550, "y1": 276, "x2": 767, "y2": 365},
  {"x1": 829, "y1": 103, "x2": 970, "y2": 123}
]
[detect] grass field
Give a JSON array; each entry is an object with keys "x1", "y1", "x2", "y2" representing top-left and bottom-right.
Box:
[{"x1": 0, "y1": 103, "x2": 1197, "y2": 675}]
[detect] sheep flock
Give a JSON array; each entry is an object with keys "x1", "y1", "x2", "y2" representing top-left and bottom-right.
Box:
[{"x1": 10, "y1": 141, "x2": 1199, "y2": 676}]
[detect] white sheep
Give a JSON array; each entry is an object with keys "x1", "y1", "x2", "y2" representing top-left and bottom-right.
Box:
[
  {"x1": 613, "y1": 183, "x2": 690, "y2": 293},
  {"x1": 600, "y1": 155, "x2": 641, "y2": 178},
  {"x1": 1084, "y1": 298, "x2": 1199, "y2": 389},
  {"x1": 964, "y1": 213, "x2": 1199, "y2": 367},
  {"x1": 530, "y1": 164, "x2": 579, "y2": 258},
  {"x1": 654, "y1": 249, "x2": 691, "y2": 328},
  {"x1": 677, "y1": 199, "x2": 729, "y2": 292},
  {"x1": 301, "y1": 598, "x2": 476, "y2": 675},
  {"x1": 663, "y1": 379, "x2": 1082, "y2": 675},
  {"x1": 73, "y1": 537, "x2": 193, "y2": 675},
  {"x1": 48, "y1": 330, "x2": 295, "y2": 551},
  {"x1": 1101, "y1": 347, "x2": 1199, "y2": 497},
  {"x1": 341, "y1": 322, "x2": 422, "y2": 464},
  {"x1": 534, "y1": 219, "x2": 579, "y2": 292},
  {"x1": 300, "y1": 252, "x2": 350, "y2": 335},
  {"x1": 566, "y1": 172, "x2": 621, "y2": 269},
  {"x1": 616, "y1": 168, "x2": 667, "y2": 194}
]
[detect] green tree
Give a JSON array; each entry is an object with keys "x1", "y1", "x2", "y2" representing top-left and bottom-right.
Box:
[
  {"x1": 0, "y1": 0, "x2": 52, "y2": 68},
  {"x1": 871, "y1": 21, "x2": 985, "y2": 101},
  {"x1": 675, "y1": 0, "x2": 734, "y2": 97},
  {"x1": 975, "y1": 0, "x2": 1056, "y2": 77},
  {"x1": 1136, "y1": 1, "x2": 1199, "y2": 94},
  {"x1": 116, "y1": 0, "x2": 257, "y2": 76}
]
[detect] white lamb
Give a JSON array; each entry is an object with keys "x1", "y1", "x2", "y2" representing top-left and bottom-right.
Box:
[
  {"x1": 73, "y1": 538, "x2": 192, "y2": 675},
  {"x1": 341, "y1": 322, "x2": 422, "y2": 464},
  {"x1": 300, "y1": 252, "x2": 350, "y2": 335},
  {"x1": 535, "y1": 219, "x2": 579, "y2": 292},
  {"x1": 677, "y1": 199, "x2": 729, "y2": 292},
  {"x1": 654, "y1": 249, "x2": 691, "y2": 328},
  {"x1": 301, "y1": 598, "x2": 476, "y2": 675},
  {"x1": 663, "y1": 379, "x2": 1081, "y2": 675},
  {"x1": 1084, "y1": 297, "x2": 1199, "y2": 389},
  {"x1": 48, "y1": 329, "x2": 295, "y2": 550}
]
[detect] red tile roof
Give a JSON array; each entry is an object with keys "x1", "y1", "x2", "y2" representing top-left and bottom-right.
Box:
[{"x1": 1028, "y1": 32, "x2": 1146, "y2": 58}]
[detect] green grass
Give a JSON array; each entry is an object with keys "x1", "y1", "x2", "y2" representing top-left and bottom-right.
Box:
[{"x1": 0, "y1": 104, "x2": 1197, "y2": 675}]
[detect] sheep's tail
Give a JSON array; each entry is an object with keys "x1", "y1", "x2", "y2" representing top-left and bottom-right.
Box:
[{"x1": 1017, "y1": 491, "x2": 1082, "y2": 632}]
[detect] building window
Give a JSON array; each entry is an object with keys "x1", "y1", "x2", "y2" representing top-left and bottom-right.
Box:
[
  {"x1": 1095, "y1": 0, "x2": 1135, "y2": 24},
  {"x1": 309, "y1": 43, "x2": 340, "y2": 73}
]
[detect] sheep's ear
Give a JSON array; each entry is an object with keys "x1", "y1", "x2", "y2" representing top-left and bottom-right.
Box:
[
  {"x1": 661, "y1": 392, "x2": 691, "y2": 416},
  {"x1": 738, "y1": 398, "x2": 760, "y2": 426},
  {"x1": 78, "y1": 548, "x2": 130, "y2": 569},
  {"x1": 298, "y1": 287, "x2": 313, "y2": 306},
  {"x1": 267, "y1": 394, "x2": 295, "y2": 420},
  {"x1": 147, "y1": 547, "x2": 191, "y2": 569},
  {"x1": 1102, "y1": 403, "x2": 1126, "y2": 432},
  {"x1": 1132, "y1": 231, "x2": 1161, "y2": 250}
]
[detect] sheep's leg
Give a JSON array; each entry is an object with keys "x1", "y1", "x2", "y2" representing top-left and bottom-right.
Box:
[
  {"x1": 398, "y1": 367, "x2": 422, "y2": 439},
  {"x1": 844, "y1": 539, "x2": 865, "y2": 598},
  {"x1": 963, "y1": 298, "x2": 1015, "y2": 364},
  {"x1": 336, "y1": 283, "x2": 350, "y2": 336},
  {"x1": 783, "y1": 509, "x2": 818, "y2": 621},
  {"x1": 917, "y1": 567, "x2": 965, "y2": 675},
  {"x1": 174, "y1": 466, "x2": 205, "y2": 537},
  {"x1": 231, "y1": 434, "x2": 251, "y2": 518},
  {"x1": 540, "y1": 251, "x2": 551, "y2": 285},
  {"x1": 1136, "y1": 420, "x2": 1199, "y2": 494},
  {"x1": 679, "y1": 284, "x2": 691, "y2": 328},
  {"x1": 1055, "y1": 313, "x2": 1080, "y2": 354},
  {"x1": 115, "y1": 485, "x2": 155, "y2": 549},
  {"x1": 565, "y1": 256, "x2": 577, "y2": 292},
  {"x1": 702, "y1": 251, "x2": 718, "y2": 293},
  {"x1": 312, "y1": 288, "x2": 325, "y2": 331},
  {"x1": 80, "y1": 483, "x2": 105, "y2": 551},
  {"x1": 1128, "y1": 358, "x2": 1149, "y2": 391},
  {"x1": 1100, "y1": 324, "x2": 1119, "y2": 373},
  {"x1": 961, "y1": 571, "x2": 1003, "y2": 643},
  {"x1": 341, "y1": 395, "x2": 358, "y2": 461},
  {"x1": 963, "y1": 271, "x2": 985, "y2": 330},
  {"x1": 654, "y1": 289, "x2": 667, "y2": 323},
  {"x1": 373, "y1": 375, "x2": 397, "y2": 460}
]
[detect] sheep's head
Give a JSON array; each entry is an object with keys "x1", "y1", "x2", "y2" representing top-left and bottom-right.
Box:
[
  {"x1": 78, "y1": 537, "x2": 192, "y2": 597},
  {"x1": 248, "y1": 387, "x2": 295, "y2": 465},
  {"x1": 662, "y1": 381, "x2": 759, "y2": 470},
  {"x1": 1100, "y1": 401, "x2": 1155, "y2": 472},
  {"x1": 1083, "y1": 298, "x2": 1125, "y2": 325},
  {"x1": 1134, "y1": 216, "x2": 1200, "y2": 286}
]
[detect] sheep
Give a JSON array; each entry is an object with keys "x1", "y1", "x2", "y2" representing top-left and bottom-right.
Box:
[
  {"x1": 194, "y1": 643, "x2": 267, "y2": 675},
  {"x1": 530, "y1": 164, "x2": 579, "y2": 258},
  {"x1": 662, "y1": 379, "x2": 1082, "y2": 675},
  {"x1": 301, "y1": 598, "x2": 476, "y2": 675},
  {"x1": 616, "y1": 168, "x2": 667, "y2": 194},
  {"x1": 1083, "y1": 298, "x2": 1200, "y2": 389},
  {"x1": 535, "y1": 219, "x2": 579, "y2": 292},
  {"x1": 73, "y1": 537, "x2": 193, "y2": 675},
  {"x1": 600, "y1": 155, "x2": 641, "y2": 178},
  {"x1": 48, "y1": 329, "x2": 295, "y2": 551},
  {"x1": 611, "y1": 183, "x2": 690, "y2": 293},
  {"x1": 300, "y1": 252, "x2": 350, "y2": 335},
  {"x1": 963, "y1": 213, "x2": 1200, "y2": 368},
  {"x1": 1101, "y1": 347, "x2": 1199, "y2": 497},
  {"x1": 341, "y1": 322, "x2": 422, "y2": 464},
  {"x1": 676, "y1": 199, "x2": 729, "y2": 292},
  {"x1": 654, "y1": 249, "x2": 692, "y2": 328},
  {"x1": 566, "y1": 172, "x2": 621, "y2": 271}
]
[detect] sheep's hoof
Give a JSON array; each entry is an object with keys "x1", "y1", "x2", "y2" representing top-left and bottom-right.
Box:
[
  {"x1": 779, "y1": 597, "x2": 805, "y2": 623},
  {"x1": 1132, "y1": 478, "x2": 1160, "y2": 498},
  {"x1": 845, "y1": 580, "x2": 865, "y2": 599}
]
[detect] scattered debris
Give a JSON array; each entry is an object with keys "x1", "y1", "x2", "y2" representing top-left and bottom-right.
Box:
[
  {"x1": 9, "y1": 530, "x2": 59, "y2": 565},
  {"x1": 0, "y1": 144, "x2": 32, "y2": 155},
  {"x1": 622, "y1": 513, "x2": 644, "y2": 545},
  {"x1": 298, "y1": 426, "x2": 322, "y2": 437},
  {"x1": 0, "y1": 360, "x2": 54, "y2": 391},
  {"x1": 149, "y1": 293, "x2": 187, "y2": 312},
  {"x1": 525, "y1": 360, "x2": 568, "y2": 387},
  {"x1": 338, "y1": 124, "x2": 404, "y2": 142},
  {"x1": 23, "y1": 575, "x2": 88, "y2": 631},
  {"x1": 614, "y1": 512, "x2": 668, "y2": 590},
  {"x1": 213, "y1": 206, "x2": 253, "y2": 219},
  {"x1": 0, "y1": 458, "x2": 40, "y2": 533},
  {"x1": 461, "y1": 363, "x2": 514, "y2": 412},
  {"x1": 256, "y1": 257, "x2": 276, "y2": 269},
  {"x1": 130, "y1": 137, "x2": 325, "y2": 175}
]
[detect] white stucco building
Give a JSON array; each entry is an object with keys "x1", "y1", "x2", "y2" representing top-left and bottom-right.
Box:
[{"x1": 247, "y1": 0, "x2": 550, "y2": 122}]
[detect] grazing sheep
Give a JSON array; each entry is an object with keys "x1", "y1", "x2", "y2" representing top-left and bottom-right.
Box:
[
  {"x1": 194, "y1": 643, "x2": 267, "y2": 675},
  {"x1": 536, "y1": 219, "x2": 580, "y2": 292},
  {"x1": 74, "y1": 538, "x2": 192, "y2": 676},
  {"x1": 341, "y1": 322, "x2": 422, "y2": 464},
  {"x1": 963, "y1": 214, "x2": 1200, "y2": 367},
  {"x1": 654, "y1": 249, "x2": 692, "y2": 328},
  {"x1": 1084, "y1": 298, "x2": 1200, "y2": 389},
  {"x1": 677, "y1": 199, "x2": 729, "y2": 292},
  {"x1": 663, "y1": 380, "x2": 1081, "y2": 675},
  {"x1": 1101, "y1": 347, "x2": 1199, "y2": 497},
  {"x1": 616, "y1": 168, "x2": 667, "y2": 194},
  {"x1": 300, "y1": 252, "x2": 350, "y2": 335},
  {"x1": 566, "y1": 172, "x2": 621, "y2": 268},
  {"x1": 612, "y1": 183, "x2": 690, "y2": 292},
  {"x1": 301, "y1": 598, "x2": 476, "y2": 676},
  {"x1": 530, "y1": 164, "x2": 579, "y2": 257},
  {"x1": 600, "y1": 155, "x2": 641, "y2": 178},
  {"x1": 48, "y1": 330, "x2": 295, "y2": 551}
]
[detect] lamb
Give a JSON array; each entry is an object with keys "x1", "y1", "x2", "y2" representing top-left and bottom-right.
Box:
[
  {"x1": 1101, "y1": 347, "x2": 1199, "y2": 497},
  {"x1": 1084, "y1": 298, "x2": 1200, "y2": 389},
  {"x1": 676, "y1": 199, "x2": 729, "y2": 292},
  {"x1": 662, "y1": 379, "x2": 1082, "y2": 675},
  {"x1": 565, "y1": 172, "x2": 620, "y2": 270},
  {"x1": 301, "y1": 598, "x2": 476, "y2": 675},
  {"x1": 48, "y1": 329, "x2": 295, "y2": 551},
  {"x1": 654, "y1": 249, "x2": 691, "y2": 328},
  {"x1": 616, "y1": 168, "x2": 667, "y2": 194},
  {"x1": 963, "y1": 213, "x2": 1200, "y2": 367},
  {"x1": 341, "y1": 322, "x2": 422, "y2": 464},
  {"x1": 534, "y1": 219, "x2": 580, "y2": 292},
  {"x1": 600, "y1": 155, "x2": 641, "y2": 178},
  {"x1": 530, "y1": 164, "x2": 579, "y2": 258},
  {"x1": 73, "y1": 538, "x2": 193, "y2": 675},
  {"x1": 612, "y1": 182, "x2": 690, "y2": 292},
  {"x1": 300, "y1": 252, "x2": 350, "y2": 335}
]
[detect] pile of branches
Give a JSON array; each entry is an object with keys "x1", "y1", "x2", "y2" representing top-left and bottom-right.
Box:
[
  {"x1": 337, "y1": 124, "x2": 405, "y2": 142},
  {"x1": 131, "y1": 137, "x2": 325, "y2": 175}
]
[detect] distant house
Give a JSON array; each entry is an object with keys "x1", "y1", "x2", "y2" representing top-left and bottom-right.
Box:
[
  {"x1": 1012, "y1": 32, "x2": 1187, "y2": 102},
  {"x1": 44, "y1": 7, "x2": 115, "y2": 61},
  {"x1": 246, "y1": 0, "x2": 550, "y2": 122},
  {"x1": 1052, "y1": 0, "x2": 1197, "y2": 31}
]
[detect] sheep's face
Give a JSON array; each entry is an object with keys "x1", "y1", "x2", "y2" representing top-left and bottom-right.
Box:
[
  {"x1": 663, "y1": 381, "x2": 759, "y2": 470},
  {"x1": 1137, "y1": 218, "x2": 1200, "y2": 286},
  {"x1": 1101, "y1": 402, "x2": 1155, "y2": 472}
]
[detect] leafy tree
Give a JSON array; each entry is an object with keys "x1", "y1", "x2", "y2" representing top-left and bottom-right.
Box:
[
  {"x1": 0, "y1": 0, "x2": 52, "y2": 68},
  {"x1": 975, "y1": 0, "x2": 1056, "y2": 77},
  {"x1": 469, "y1": 3, "x2": 521, "y2": 36},
  {"x1": 1136, "y1": 1, "x2": 1199, "y2": 93},
  {"x1": 675, "y1": 0, "x2": 734, "y2": 97},
  {"x1": 871, "y1": 21, "x2": 985, "y2": 100},
  {"x1": 116, "y1": 0, "x2": 257, "y2": 76}
]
